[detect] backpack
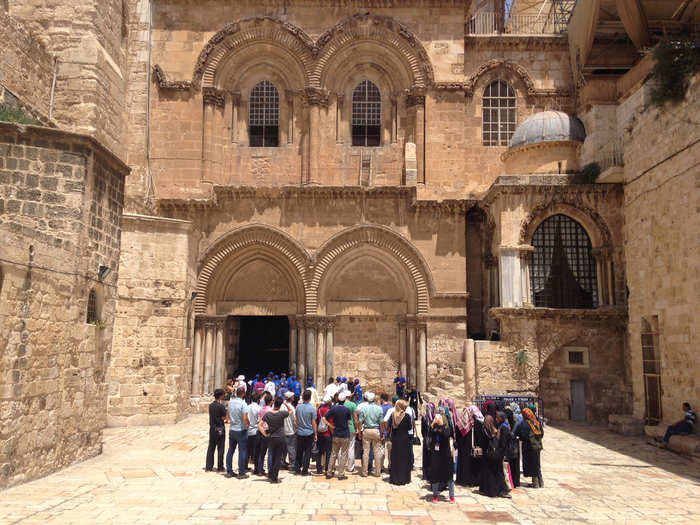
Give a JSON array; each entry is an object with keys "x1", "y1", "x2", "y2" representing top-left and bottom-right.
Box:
[{"x1": 318, "y1": 417, "x2": 328, "y2": 433}]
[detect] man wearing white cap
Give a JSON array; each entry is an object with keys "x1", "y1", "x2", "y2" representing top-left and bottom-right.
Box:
[
  {"x1": 235, "y1": 375, "x2": 247, "y2": 392},
  {"x1": 323, "y1": 391, "x2": 352, "y2": 480},
  {"x1": 358, "y1": 392, "x2": 384, "y2": 477},
  {"x1": 279, "y1": 391, "x2": 297, "y2": 471}
]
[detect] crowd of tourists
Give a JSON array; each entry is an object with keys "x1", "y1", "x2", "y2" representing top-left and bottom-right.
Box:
[{"x1": 205, "y1": 371, "x2": 545, "y2": 502}]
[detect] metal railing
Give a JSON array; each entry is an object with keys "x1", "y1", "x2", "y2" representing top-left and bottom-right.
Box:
[
  {"x1": 466, "y1": 12, "x2": 557, "y2": 35},
  {"x1": 598, "y1": 137, "x2": 625, "y2": 172}
]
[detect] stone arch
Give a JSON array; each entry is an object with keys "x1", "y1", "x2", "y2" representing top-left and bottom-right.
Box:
[
  {"x1": 192, "y1": 17, "x2": 315, "y2": 89},
  {"x1": 465, "y1": 59, "x2": 537, "y2": 97},
  {"x1": 195, "y1": 224, "x2": 311, "y2": 315},
  {"x1": 309, "y1": 225, "x2": 434, "y2": 314},
  {"x1": 519, "y1": 201, "x2": 612, "y2": 249},
  {"x1": 312, "y1": 13, "x2": 434, "y2": 90}
]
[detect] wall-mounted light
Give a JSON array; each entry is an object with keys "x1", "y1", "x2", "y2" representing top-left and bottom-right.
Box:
[
  {"x1": 98, "y1": 265, "x2": 111, "y2": 281},
  {"x1": 191, "y1": 291, "x2": 198, "y2": 301}
]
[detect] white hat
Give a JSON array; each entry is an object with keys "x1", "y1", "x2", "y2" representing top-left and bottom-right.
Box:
[
  {"x1": 237, "y1": 375, "x2": 245, "y2": 381},
  {"x1": 338, "y1": 391, "x2": 347, "y2": 401},
  {"x1": 366, "y1": 392, "x2": 375, "y2": 402},
  {"x1": 284, "y1": 391, "x2": 294, "y2": 399},
  {"x1": 323, "y1": 394, "x2": 332, "y2": 403}
]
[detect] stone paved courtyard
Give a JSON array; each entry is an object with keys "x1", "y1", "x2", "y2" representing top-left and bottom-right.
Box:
[{"x1": 0, "y1": 415, "x2": 698, "y2": 525}]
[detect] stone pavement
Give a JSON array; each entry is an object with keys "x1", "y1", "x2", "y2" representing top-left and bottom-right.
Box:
[{"x1": 0, "y1": 415, "x2": 699, "y2": 525}]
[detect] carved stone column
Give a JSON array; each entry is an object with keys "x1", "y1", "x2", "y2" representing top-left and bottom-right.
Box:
[
  {"x1": 289, "y1": 316, "x2": 298, "y2": 375},
  {"x1": 315, "y1": 318, "x2": 325, "y2": 390},
  {"x1": 464, "y1": 338, "x2": 476, "y2": 401},
  {"x1": 417, "y1": 322, "x2": 427, "y2": 393},
  {"x1": 407, "y1": 91, "x2": 425, "y2": 184},
  {"x1": 191, "y1": 318, "x2": 204, "y2": 396},
  {"x1": 297, "y1": 317, "x2": 306, "y2": 382},
  {"x1": 202, "y1": 319, "x2": 215, "y2": 394},
  {"x1": 229, "y1": 91, "x2": 241, "y2": 143},
  {"x1": 325, "y1": 317, "x2": 335, "y2": 381},
  {"x1": 306, "y1": 319, "x2": 316, "y2": 384},
  {"x1": 398, "y1": 319, "x2": 407, "y2": 379},
  {"x1": 202, "y1": 87, "x2": 225, "y2": 183},
  {"x1": 407, "y1": 317, "x2": 417, "y2": 387},
  {"x1": 304, "y1": 88, "x2": 328, "y2": 185},
  {"x1": 591, "y1": 247, "x2": 610, "y2": 305},
  {"x1": 214, "y1": 317, "x2": 226, "y2": 390}
]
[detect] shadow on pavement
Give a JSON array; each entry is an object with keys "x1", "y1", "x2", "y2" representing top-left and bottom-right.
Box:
[{"x1": 549, "y1": 421, "x2": 700, "y2": 484}]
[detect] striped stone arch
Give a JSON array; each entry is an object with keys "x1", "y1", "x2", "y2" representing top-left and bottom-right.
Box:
[
  {"x1": 195, "y1": 224, "x2": 311, "y2": 314},
  {"x1": 192, "y1": 17, "x2": 315, "y2": 89},
  {"x1": 309, "y1": 225, "x2": 435, "y2": 314},
  {"x1": 312, "y1": 13, "x2": 434, "y2": 89}
]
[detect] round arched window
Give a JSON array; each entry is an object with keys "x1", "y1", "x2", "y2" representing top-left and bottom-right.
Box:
[
  {"x1": 530, "y1": 214, "x2": 598, "y2": 309},
  {"x1": 482, "y1": 80, "x2": 516, "y2": 146},
  {"x1": 351, "y1": 80, "x2": 381, "y2": 147}
]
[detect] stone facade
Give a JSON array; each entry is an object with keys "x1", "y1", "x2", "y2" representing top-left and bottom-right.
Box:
[{"x1": 0, "y1": 123, "x2": 128, "y2": 488}]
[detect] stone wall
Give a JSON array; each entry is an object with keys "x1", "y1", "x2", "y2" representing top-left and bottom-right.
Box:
[
  {"x1": 491, "y1": 308, "x2": 630, "y2": 424},
  {"x1": 0, "y1": 123, "x2": 128, "y2": 488},
  {"x1": 0, "y1": 11, "x2": 55, "y2": 123},
  {"x1": 622, "y1": 75, "x2": 700, "y2": 423},
  {"x1": 7, "y1": 0, "x2": 128, "y2": 158},
  {"x1": 108, "y1": 214, "x2": 195, "y2": 426}
]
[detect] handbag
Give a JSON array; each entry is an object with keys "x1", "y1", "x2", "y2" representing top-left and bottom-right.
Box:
[
  {"x1": 412, "y1": 436, "x2": 421, "y2": 446},
  {"x1": 470, "y1": 428, "x2": 483, "y2": 458},
  {"x1": 311, "y1": 441, "x2": 319, "y2": 457}
]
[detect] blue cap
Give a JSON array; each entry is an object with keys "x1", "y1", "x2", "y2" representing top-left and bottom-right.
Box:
[
  {"x1": 255, "y1": 373, "x2": 260, "y2": 379},
  {"x1": 274, "y1": 374, "x2": 279, "y2": 379},
  {"x1": 354, "y1": 378, "x2": 359, "y2": 384},
  {"x1": 307, "y1": 378, "x2": 313, "y2": 385},
  {"x1": 341, "y1": 376, "x2": 347, "y2": 382},
  {"x1": 336, "y1": 376, "x2": 341, "y2": 381}
]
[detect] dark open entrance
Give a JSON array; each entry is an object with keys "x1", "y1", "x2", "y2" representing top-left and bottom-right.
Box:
[{"x1": 237, "y1": 316, "x2": 289, "y2": 379}]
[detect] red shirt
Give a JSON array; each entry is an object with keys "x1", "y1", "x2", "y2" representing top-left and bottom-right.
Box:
[{"x1": 317, "y1": 404, "x2": 332, "y2": 437}]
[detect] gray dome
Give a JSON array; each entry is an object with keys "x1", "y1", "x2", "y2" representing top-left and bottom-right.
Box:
[{"x1": 509, "y1": 111, "x2": 586, "y2": 150}]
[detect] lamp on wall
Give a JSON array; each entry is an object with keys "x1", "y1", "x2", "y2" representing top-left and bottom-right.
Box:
[
  {"x1": 191, "y1": 291, "x2": 198, "y2": 301},
  {"x1": 98, "y1": 265, "x2": 111, "y2": 281}
]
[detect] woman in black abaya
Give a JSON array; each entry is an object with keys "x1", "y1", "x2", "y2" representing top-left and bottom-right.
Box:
[
  {"x1": 478, "y1": 415, "x2": 510, "y2": 498},
  {"x1": 389, "y1": 399, "x2": 412, "y2": 485},
  {"x1": 455, "y1": 405, "x2": 484, "y2": 486}
]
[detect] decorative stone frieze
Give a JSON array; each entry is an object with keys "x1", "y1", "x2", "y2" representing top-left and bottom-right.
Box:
[
  {"x1": 202, "y1": 87, "x2": 226, "y2": 107},
  {"x1": 152, "y1": 64, "x2": 193, "y2": 90}
]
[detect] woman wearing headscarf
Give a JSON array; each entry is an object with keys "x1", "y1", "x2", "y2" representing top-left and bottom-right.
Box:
[
  {"x1": 516, "y1": 407, "x2": 544, "y2": 488},
  {"x1": 389, "y1": 399, "x2": 412, "y2": 485},
  {"x1": 421, "y1": 402, "x2": 436, "y2": 480},
  {"x1": 455, "y1": 405, "x2": 484, "y2": 486},
  {"x1": 426, "y1": 414, "x2": 455, "y2": 503},
  {"x1": 503, "y1": 406, "x2": 521, "y2": 488},
  {"x1": 478, "y1": 415, "x2": 510, "y2": 498},
  {"x1": 438, "y1": 399, "x2": 455, "y2": 437},
  {"x1": 483, "y1": 399, "x2": 497, "y2": 419}
]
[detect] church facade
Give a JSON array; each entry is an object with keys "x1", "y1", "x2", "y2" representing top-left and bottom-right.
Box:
[{"x1": 1, "y1": 0, "x2": 697, "y2": 488}]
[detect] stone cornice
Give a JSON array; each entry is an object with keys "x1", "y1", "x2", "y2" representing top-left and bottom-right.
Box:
[
  {"x1": 500, "y1": 140, "x2": 582, "y2": 162},
  {"x1": 203, "y1": 87, "x2": 226, "y2": 107},
  {"x1": 152, "y1": 64, "x2": 193, "y2": 90},
  {"x1": 464, "y1": 34, "x2": 568, "y2": 51},
  {"x1": 490, "y1": 306, "x2": 627, "y2": 324}
]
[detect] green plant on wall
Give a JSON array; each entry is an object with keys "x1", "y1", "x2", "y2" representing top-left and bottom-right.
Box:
[
  {"x1": 0, "y1": 104, "x2": 39, "y2": 125},
  {"x1": 649, "y1": 36, "x2": 700, "y2": 106},
  {"x1": 91, "y1": 319, "x2": 108, "y2": 331},
  {"x1": 515, "y1": 349, "x2": 529, "y2": 369}
]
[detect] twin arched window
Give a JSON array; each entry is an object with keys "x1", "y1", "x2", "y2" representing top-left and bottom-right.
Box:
[
  {"x1": 352, "y1": 80, "x2": 381, "y2": 146},
  {"x1": 530, "y1": 214, "x2": 598, "y2": 309},
  {"x1": 483, "y1": 80, "x2": 516, "y2": 147},
  {"x1": 249, "y1": 80, "x2": 280, "y2": 147}
]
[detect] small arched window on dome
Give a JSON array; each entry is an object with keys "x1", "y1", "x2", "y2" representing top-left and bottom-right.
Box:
[
  {"x1": 530, "y1": 214, "x2": 598, "y2": 309},
  {"x1": 482, "y1": 80, "x2": 516, "y2": 146},
  {"x1": 352, "y1": 80, "x2": 381, "y2": 147},
  {"x1": 86, "y1": 288, "x2": 98, "y2": 324},
  {"x1": 249, "y1": 81, "x2": 279, "y2": 147}
]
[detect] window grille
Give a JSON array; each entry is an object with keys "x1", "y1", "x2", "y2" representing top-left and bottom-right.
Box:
[
  {"x1": 249, "y1": 80, "x2": 279, "y2": 147},
  {"x1": 352, "y1": 80, "x2": 381, "y2": 147},
  {"x1": 530, "y1": 214, "x2": 598, "y2": 309},
  {"x1": 482, "y1": 80, "x2": 516, "y2": 146},
  {"x1": 641, "y1": 317, "x2": 662, "y2": 424},
  {"x1": 568, "y1": 351, "x2": 584, "y2": 365},
  {"x1": 86, "y1": 289, "x2": 98, "y2": 324}
]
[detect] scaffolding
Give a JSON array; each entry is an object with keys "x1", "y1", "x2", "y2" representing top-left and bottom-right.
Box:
[{"x1": 549, "y1": 0, "x2": 577, "y2": 34}]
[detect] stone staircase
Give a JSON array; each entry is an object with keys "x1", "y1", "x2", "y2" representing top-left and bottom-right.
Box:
[{"x1": 425, "y1": 363, "x2": 469, "y2": 408}]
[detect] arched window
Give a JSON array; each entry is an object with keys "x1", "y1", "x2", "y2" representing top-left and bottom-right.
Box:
[
  {"x1": 530, "y1": 214, "x2": 598, "y2": 309},
  {"x1": 352, "y1": 80, "x2": 381, "y2": 147},
  {"x1": 86, "y1": 288, "x2": 98, "y2": 324},
  {"x1": 482, "y1": 80, "x2": 516, "y2": 146},
  {"x1": 249, "y1": 80, "x2": 279, "y2": 147}
]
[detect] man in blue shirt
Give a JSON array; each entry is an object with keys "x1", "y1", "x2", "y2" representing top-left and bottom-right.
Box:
[
  {"x1": 225, "y1": 387, "x2": 249, "y2": 479},
  {"x1": 294, "y1": 389, "x2": 318, "y2": 475},
  {"x1": 323, "y1": 391, "x2": 352, "y2": 480}
]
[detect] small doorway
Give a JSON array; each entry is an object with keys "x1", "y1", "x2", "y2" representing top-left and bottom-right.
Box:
[
  {"x1": 570, "y1": 380, "x2": 586, "y2": 422},
  {"x1": 237, "y1": 316, "x2": 289, "y2": 379}
]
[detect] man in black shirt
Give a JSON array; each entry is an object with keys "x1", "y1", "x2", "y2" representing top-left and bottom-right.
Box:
[
  {"x1": 259, "y1": 397, "x2": 289, "y2": 483},
  {"x1": 205, "y1": 389, "x2": 227, "y2": 472},
  {"x1": 323, "y1": 391, "x2": 352, "y2": 480}
]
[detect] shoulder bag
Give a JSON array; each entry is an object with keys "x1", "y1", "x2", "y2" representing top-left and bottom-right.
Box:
[{"x1": 470, "y1": 428, "x2": 483, "y2": 458}]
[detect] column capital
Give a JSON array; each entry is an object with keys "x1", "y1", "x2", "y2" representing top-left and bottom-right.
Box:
[
  {"x1": 303, "y1": 87, "x2": 330, "y2": 107},
  {"x1": 229, "y1": 91, "x2": 241, "y2": 104},
  {"x1": 196, "y1": 315, "x2": 227, "y2": 328},
  {"x1": 203, "y1": 87, "x2": 226, "y2": 107}
]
